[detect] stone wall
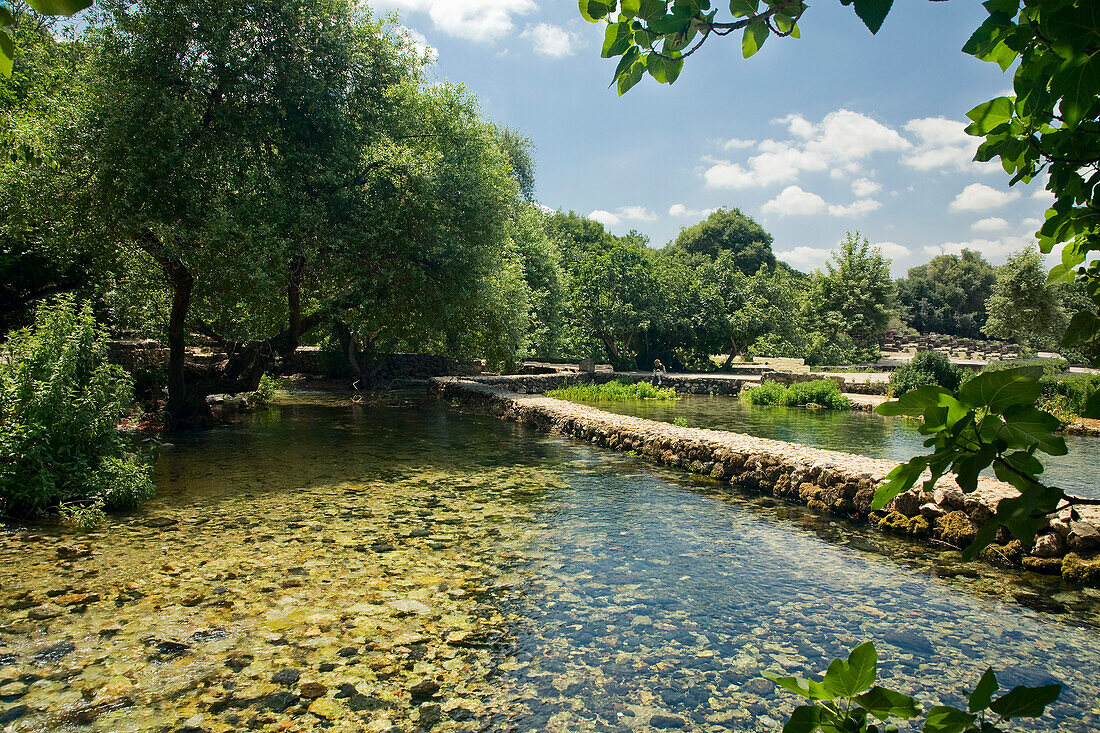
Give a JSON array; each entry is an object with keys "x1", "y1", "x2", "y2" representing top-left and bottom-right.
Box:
[
  {"x1": 430, "y1": 374, "x2": 1100, "y2": 586},
  {"x1": 881, "y1": 333, "x2": 1028, "y2": 361}
]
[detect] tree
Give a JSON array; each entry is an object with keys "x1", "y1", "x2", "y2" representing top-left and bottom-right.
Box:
[
  {"x1": 983, "y1": 246, "x2": 1069, "y2": 349},
  {"x1": 807, "y1": 232, "x2": 896, "y2": 346},
  {"x1": 579, "y1": 0, "x2": 1100, "y2": 371},
  {"x1": 1, "y1": 0, "x2": 89, "y2": 78},
  {"x1": 897, "y1": 250, "x2": 997, "y2": 338},
  {"x1": 700, "y1": 255, "x2": 798, "y2": 367},
  {"x1": 669, "y1": 206, "x2": 775, "y2": 273}
]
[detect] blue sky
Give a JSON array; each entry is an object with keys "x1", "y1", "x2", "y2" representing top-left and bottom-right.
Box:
[{"x1": 372, "y1": 1, "x2": 1053, "y2": 276}]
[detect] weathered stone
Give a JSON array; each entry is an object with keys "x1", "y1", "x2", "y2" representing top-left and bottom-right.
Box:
[
  {"x1": 307, "y1": 697, "x2": 344, "y2": 720},
  {"x1": 271, "y1": 668, "x2": 301, "y2": 685},
  {"x1": 1068, "y1": 522, "x2": 1100, "y2": 551},
  {"x1": 299, "y1": 681, "x2": 327, "y2": 699},
  {"x1": 935, "y1": 511, "x2": 975, "y2": 547},
  {"x1": 1032, "y1": 532, "x2": 1066, "y2": 559},
  {"x1": 890, "y1": 489, "x2": 921, "y2": 517},
  {"x1": 27, "y1": 603, "x2": 64, "y2": 620},
  {"x1": 388, "y1": 599, "x2": 431, "y2": 616},
  {"x1": 650, "y1": 714, "x2": 687, "y2": 729},
  {"x1": 409, "y1": 679, "x2": 439, "y2": 700},
  {"x1": 264, "y1": 691, "x2": 300, "y2": 712},
  {"x1": 919, "y1": 502, "x2": 945, "y2": 520}
]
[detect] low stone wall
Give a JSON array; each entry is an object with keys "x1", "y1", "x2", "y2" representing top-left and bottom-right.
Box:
[
  {"x1": 475, "y1": 371, "x2": 755, "y2": 396},
  {"x1": 430, "y1": 374, "x2": 1100, "y2": 586}
]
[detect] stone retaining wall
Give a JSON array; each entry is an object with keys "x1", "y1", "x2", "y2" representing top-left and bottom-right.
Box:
[
  {"x1": 430, "y1": 374, "x2": 1100, "y2": 586},
  {"x1": 477, "y1": 372, "x2": 753, "y2": 396}
]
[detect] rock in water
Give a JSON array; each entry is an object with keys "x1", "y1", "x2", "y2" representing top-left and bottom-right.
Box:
[{"x1": 650, "y1": 714, "x2": 687, "y2": 729}]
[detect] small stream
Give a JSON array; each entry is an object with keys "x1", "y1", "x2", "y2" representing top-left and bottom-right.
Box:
[{"x1": 0, "y1": 391, "x2": 1098, "y2": 732}]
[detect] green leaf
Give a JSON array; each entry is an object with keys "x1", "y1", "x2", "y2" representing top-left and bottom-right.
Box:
[
  {"x1": 602, "y1": 21, "x2": 634, "y2": 58},
  {"x1": 764, "y1": 672, "x2": 833, "y2": 701},
  {"x1": 0, "y1": 28, "x2": 12, "y2": 78},
  {"x1": 965, "y1": 96, "x2": 1014, "y2": 134},
  {"x1": 1063, "y1": 310, "x2": 1100, "y2": 346},
  {"x1": 844, "y1": 0, "x2": 895, "y2": 34},
  {"x1": 783, "y1": 705, "x2": 822, "y2": 733},
  {"x1": 729, "y1": 0, "x2": 758, "y2": 17},
  {"x1": 956, "y1": 368, "x2": 1043, "y2": 412},
  {"x1": 853, "y1": 686, "x2": 920, "y2": 721},
  {"x1": 998, "y1": 404, "x2": 1068, "y2": 456},
  {"x1": 578, "y1": 0, "x2": 613, "y2": 22},
  {"x1": 25, "y1": 0, "x2": 90, "y2": 15},
  {"x1": 1, "y1": 6, "x2": 15, "y2": 26},
  {"x1": 988, "y1": 684, "x2": 1062, "y2": 719},
  {"x1": 876, "y1": 386, "x2": 952, "y2": 417},
  {"x1": 647, "y1": 52, "x2": 683, "y2": 84},
  {"x1": 923, "y1": 705, "x2": 978, "y2": 733},
  {"x1": 872, "y1": 459, "x2": 927, "y2": 510},
  {"x1": 742, "y1": 19, "x2": 767, "y2": 58},
  {"x1": 969, "y1": 668, "x2": 998, "y2": 713},
  {"x1": 823, "y1": 642, "x2": 877, "y2": 698}
]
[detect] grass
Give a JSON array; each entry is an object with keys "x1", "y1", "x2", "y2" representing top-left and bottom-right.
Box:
[
  {"x1": 742, "y1": 379, "x2": 851, "y2": 410},
  {"x1": 546, "y1": 379, "x2": 678, "y2": 402}
]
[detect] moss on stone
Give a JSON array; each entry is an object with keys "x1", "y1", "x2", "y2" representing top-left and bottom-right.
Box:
[
  {"x1": 878, "y1": 511, "x2": 930, "y2": 537},
  {"x1": 1062, "y1": 553, "x2": 1100, "y2": 586},
  {"x1": 978, "y1": 540, "x2": 1024, "y2": 567},
  {"x1": 1022, "y1": 556, "x2": 1063, "y2": 575},
  {"x1": 935, "y1": 511, "x2": 976, "y2": 547}
]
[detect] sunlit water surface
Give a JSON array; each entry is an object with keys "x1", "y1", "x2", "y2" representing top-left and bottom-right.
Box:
[{"x1": 0, "y1": 392, "x2": 1098, "y2": 732}]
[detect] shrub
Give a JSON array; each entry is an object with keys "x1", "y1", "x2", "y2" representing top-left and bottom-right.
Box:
[
  {"x1": 252, "y1": 373, "x2": 280, "y2": 405},
  {"x1": 743, "y1": 379, "x2": 850, "y2": 409},
  {"x1": 982, "y1": 357, "x2": 1069, "y2": 376},
  {"x1": 890, "y1": 350, "x2": 964, "y2": 394},
  {"x1": 546, "y1": 379, "x2": 677, "y2": 401},
  {"x1": 0, "y1": 298, "x2": 154, "y2": 521},
  {"x1": 1039, "y1": 372, "x2": 1100, "y2": 417}
]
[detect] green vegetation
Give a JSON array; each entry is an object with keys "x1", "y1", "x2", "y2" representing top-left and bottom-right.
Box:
[
  {"x1": 0, "y1": 298, "x2": 153, "y2": 522},
  {"x1": 743, "y1": 379, "x2": 851, "y2": 410},
  {"x1": 891, "y1": 351, "x2": 965, "y2": 395},
  {"x1": 766, "y1": 641, "x2": 1060, "y2": 733},
  {"x1": 897, "y1": 250, "x2": 997, "y2": 339},
  {"x1": 546, "y1": 379, "x2": 677, "y2": 402}
]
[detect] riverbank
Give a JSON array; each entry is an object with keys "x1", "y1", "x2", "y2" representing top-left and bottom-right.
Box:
[{"x1": 431, "y1": 374, "x2": 1100, "y2": 586}]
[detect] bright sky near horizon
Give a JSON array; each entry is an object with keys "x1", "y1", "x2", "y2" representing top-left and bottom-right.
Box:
[{"x1": 371, "y1": 0, "x2": 1053, "y2": 276}]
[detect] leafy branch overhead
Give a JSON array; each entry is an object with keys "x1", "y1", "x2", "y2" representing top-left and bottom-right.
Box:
[
  {"x1": 581, "y1": 0, "x2": 1100, "y2": 377},
  {"x1": 765, "y1": 641, "x2": 1061, "y2": 733},
  {"x1": 1, "y1": 0, "x2": 91, "y2": 76}
]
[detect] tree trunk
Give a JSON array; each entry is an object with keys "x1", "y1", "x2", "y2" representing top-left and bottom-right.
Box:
[
  {"x1": 164, "y1": 258, "x2": 194, "y2": 421},
  {"x1": 721, "y1": 338, "x2": 738, "y2": 369},
  {"x1": 286, "y1": 255, "x2": 305, "y2": 353}
]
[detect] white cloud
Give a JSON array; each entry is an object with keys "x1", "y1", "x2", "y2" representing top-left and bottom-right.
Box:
[
  {"x1": 761, "y1": 186, "x2": 827, "y2": 216},
  {"x1": 760, "y1": 186, "x2": 880, "y2": 218},
  {"x1": 668, "y1": 203, "x2": 718, "y2": 218},
  {"x1": 373, "y1": 0, "x2": 536, "y2": 42},
  {"x1": 948, "y1": 183, "x2": 1021, "y2": 212},
  {"x1": 520, "y1": 23, "x2": 581, "y2": 57},
  {"x1": 618, "y1": 205, "x2": 657, "y2": 222},
  {"x1": 720, "y1": 138, "x2": 756, "y2": 150},
  {"x1": 901, "y1": 117, "x2": 996, "y2": 174},
  {"x1": 587, "y1": 209, "x2": 620, "y2": 227},
  {"x1": 705, "y1": 109, "x2": 909, "y2": 189},
  {"x1": 828, "y1": 198, "x2": 881, "y2": 217},
  {"x1": 1022, "y1": 217, "x2": 1043, "y2": 229},
  {"x1": 851, "y1": 177, "x2": 881, "y2": 197},
  {"x1": 971, "y1": 217, "x2": 1009, "y2": 233},
  {"x1": 401, "y1": 27, "x2": 437, "y2": 62},
  {"x1": 776, "y1": 246, "x2": 834, "y2": 269},
  {"x1": 927, "y1": 234, "x2": 1035, "y2": 260},
  {"x1": 875, "y1": 241, "x2": 911, "y2": 259},
  {"x1": 587, "y1": 206, "x2": 656, "y2": 227}
]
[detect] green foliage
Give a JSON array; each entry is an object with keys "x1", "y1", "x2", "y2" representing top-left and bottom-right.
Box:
[
  {"x1": 806, "y1": 232, "x2": 896, "y2": 346},
  {"x1": 744, "y1": 379, "x2": 851, "y2": 410},
  {"x1": 983, "y1": 247, "x2": 1071, "y2": 350},
  {"x1": 251, "y1": 374, "x2": 280, "y2": 406},
  {"x1": 981, "y1": 357, "x2": 1069, "y2": 377},
  {"x1": 672, "y1": 416, "x2": 688, "y2": 427},
  {"x1": 546, "y1": 379, "x2": 677, "y2": 402},
  {"x1": 670, "y1": 207, "x2": 775, "y2": 272},
  {"x1": 1, "y1": 0, "x2": 90, "y2": 78},
  {"x1": 765, "y1": 641, "x2": 1061, "y2": 733},
  {"x1": 58, "y1": 499, "x2": 106, "y2": 531},
  {"x1": 875, "y1": 367, "x2": 1071, "y2": 559},
  {"x1": 1038, "y1": 372, "x2": 1100, "y2": 418},
  {"x1": 0, "y1": 297, "x2": 154, "y2": 520},
  {"x1": 897, "y1": 250, "x2": 997, "y2": 339},
  {"x1": 891, "y1": 351, "x2": 965, "y2": 395}
]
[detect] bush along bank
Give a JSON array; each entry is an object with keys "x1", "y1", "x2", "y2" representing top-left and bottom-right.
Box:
[
  {"x1": 743, "y1": 379, "x2": 851, "y2": 409},
  {"x1": 431, "y1": 374, "x2": 1100, "y2": 586},
  {"x1": 0, "y1": 298, "x2": 155, "y2": 528},
  {"x1": 546, "y1": 379, "x2": 677, "y2": 401}
]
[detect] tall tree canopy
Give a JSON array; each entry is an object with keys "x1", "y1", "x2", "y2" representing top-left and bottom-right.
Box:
[
  {"x1": 669, "y1": 207, "x2": 775, "y2": 273},
  {"x1": 897, "y1": 249, "x2": 997, "y2": 338}
]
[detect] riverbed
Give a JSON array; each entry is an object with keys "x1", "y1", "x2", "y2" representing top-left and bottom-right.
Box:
[{"x1": 0, "y1": 392, "x2": 1098, "y2": 732}]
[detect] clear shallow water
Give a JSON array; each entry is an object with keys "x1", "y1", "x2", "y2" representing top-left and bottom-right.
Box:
[
  {"x1": 0, "y1": 392, "x2": 1096, "y2": 732},
  {"x1": 590, "y1": 395, "x2": 1100, "y2": 500}
]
